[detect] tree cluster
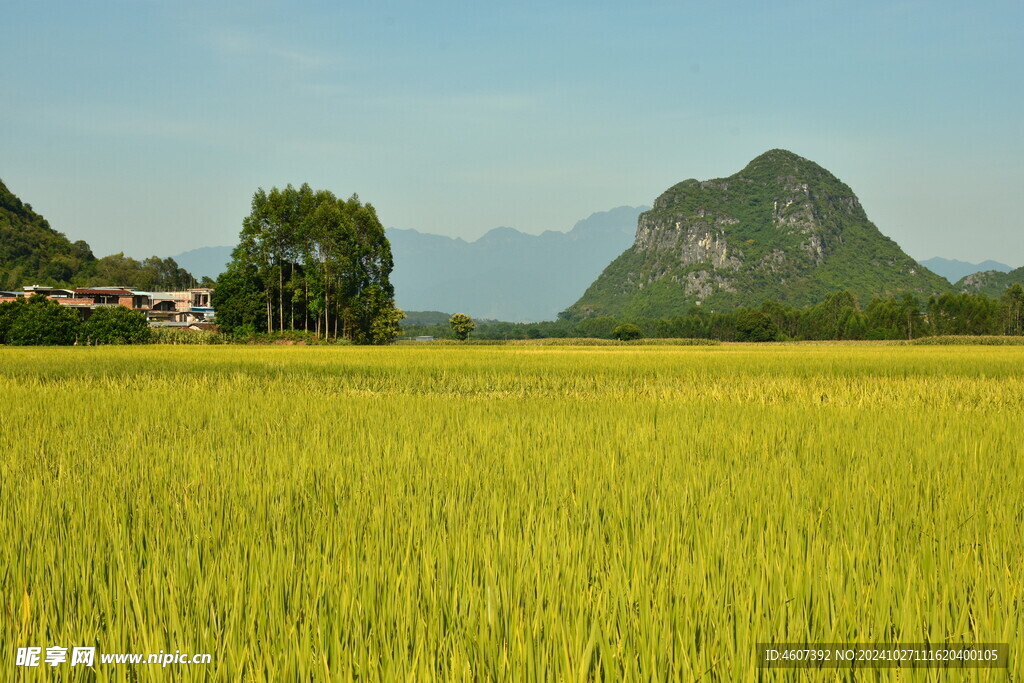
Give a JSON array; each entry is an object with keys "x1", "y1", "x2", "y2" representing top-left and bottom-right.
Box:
[
  {"x1": 81, "y1": 306, "x2": 152, "y2": 344},
  {"x1": 401, "y1": 285, "x2": 1024, "y2": 342},
  {"x1": 85, "y1": 254, "x2": 202, "y2": 291},
  {"x1": 0, "y1": 295, "x2": 81, "y2": 345},
  {"x1": 0, "y1": 297, "x2": 150, "y2": 345},
  {"x1": 214, "y1": 184, "x2": 403, "y2": 344}
]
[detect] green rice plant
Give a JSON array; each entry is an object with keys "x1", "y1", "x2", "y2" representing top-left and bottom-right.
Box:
[{"x1": 0, "y1": 344, "x2": 1021, "y2": 681}]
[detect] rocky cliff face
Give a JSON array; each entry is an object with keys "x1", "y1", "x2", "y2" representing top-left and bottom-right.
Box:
[
  {"x1": 564, "y1": 150, "x2": 951, "y2": 318},
  {"x1": 956, "y1": 267, "x2": 1024, "y2": 297}
]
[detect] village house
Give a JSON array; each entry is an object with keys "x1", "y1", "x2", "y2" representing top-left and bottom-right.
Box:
[
  {"x1": 147, "y1": 289, "x2": 215, "y2": 323},
  {"x1": 5, "y1": 286, "x2": 215, "y2": 324}
]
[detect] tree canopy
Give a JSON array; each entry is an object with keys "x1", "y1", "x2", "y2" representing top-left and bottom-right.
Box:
[
  {"x1": 449, "y1": 313, "x2": 476, "y2": 340},
  {"x1": 0, "y1": 294, "x2": 81, "y2": 345},
  {"x1": 83, "y1": 306, "x2": 151, "y2": 345},
  {"x1": 215, "y1": 184, "x2": 403, "y2": 343},
  {"x1": 612, "y1": 323, "x2": 643, "y2": 341},
  {"x1": 85, "y1": 254, "x2": 196, "y2": 290}
]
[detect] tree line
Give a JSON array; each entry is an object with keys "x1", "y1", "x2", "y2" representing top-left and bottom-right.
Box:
[
  {"x1": 2, "y1": 250, "x2": 202, "y2": 292},
  {"x1": 401, "y1": 286, "x2": 1024, "y2": 342},
  {"x1": 0, "y1": 295, "x2": 151, "y2": 345},
  {"x1": 213, "y1": 184, "x2": 403, "y2": 344}
]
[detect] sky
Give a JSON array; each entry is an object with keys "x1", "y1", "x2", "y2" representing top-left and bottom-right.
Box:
[{"x1": 2, "y1": 0, "x2": 1022, "y2": 266}]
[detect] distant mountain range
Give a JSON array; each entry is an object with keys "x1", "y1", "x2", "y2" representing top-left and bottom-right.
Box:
[
  {"x1": 386, "y1": 206, "x2": 645, "y2": 321},
  {"x1": 918, "y1": 257, "x2": 1013, "y2": 284},
  {"x1": 566, "y1": 150, "x2": 952, "y2": 318},
  {"x1": 174, "y1": 207, "x2": 645, "y2": 322}
]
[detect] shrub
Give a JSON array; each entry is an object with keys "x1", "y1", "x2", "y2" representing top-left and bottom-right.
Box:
[
  {"x1": 84, "y1": 306, "x2": 151, "y2": 345},
  {"x1": 0, "y1": 298, "x2": 28, "y2": 344},
  {"x1": 735, "y1": 310, "x2": 778, "y2": 342},
  {"x1": 6, "y1": 295, "x2": 81, "y2": 345},
  {"x1": 612, "y1": 323, "x2": 643, "y2": 341}
]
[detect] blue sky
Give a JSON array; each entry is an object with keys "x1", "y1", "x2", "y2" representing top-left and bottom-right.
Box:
[{"x1": 2, "y1": 0, "x2": 1022, "y2": 266}]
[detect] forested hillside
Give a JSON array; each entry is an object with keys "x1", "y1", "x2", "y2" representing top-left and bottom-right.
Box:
[
  {"x1": 0, "y1": 178, "x2": 95, "y2": 289},
  {"x1": 0, "y1": 178, "x2": 197, "y2": 290},
  {"x1": 956, "y1": 267, "x2": 1024, "y2": 297}
]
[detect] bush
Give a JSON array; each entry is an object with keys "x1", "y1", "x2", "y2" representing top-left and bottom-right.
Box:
[
  {"x1": 84, "y1": 306, "x2": 151, "y2": 344},
  {"x1": 612, "y1": 323, "x2": 643, "y2": 341},
  {"x1": 735, "y1": 310, "x2": 778, "y2": 342},
  {"x1": 6, "y1": 295, "x2": 81, "y2": 345},
  {"x1": 0, "y1": 299, "x2": 27, "y2": 344}
]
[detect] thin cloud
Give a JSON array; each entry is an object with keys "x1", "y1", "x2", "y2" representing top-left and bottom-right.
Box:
[
  {"x1": 360, "y1": 90, "x2": 538, "y2": 115},
  {"x1": 207, "y1": 28, "x2": 334, "y2": 72}
]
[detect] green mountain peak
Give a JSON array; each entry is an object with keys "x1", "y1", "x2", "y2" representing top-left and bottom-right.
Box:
[
  {"x1": 564, "y1": 150, "x2": 951, "y2": 318},
  {"x1": 736, "y1": 148, "x2": 834, "y2": 181}
]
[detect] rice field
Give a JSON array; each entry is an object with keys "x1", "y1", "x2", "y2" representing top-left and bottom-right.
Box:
[{"x1": 1, "y1": 344, "x2": 1022, "y2": 681}]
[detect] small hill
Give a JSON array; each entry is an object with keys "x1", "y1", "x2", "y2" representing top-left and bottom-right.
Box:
[
  {"x1": 0, "y1": 177, "x2": 199, "y2": 290},
  {"x1": 920, "y1": 257, "x2": 1013, "y2": 284},
  {"x1": 956, "y1": 267, "x2": 1024, "y2": 297},
  {"x1": 564, "y1": 150, "x2": 951, "y2": 318},
  {"x1": 399, "y1": 310, "x2": 453, "y2": 326},
  {"x1": 0, "y1": 178, "x2": 95, "y2": 288}
]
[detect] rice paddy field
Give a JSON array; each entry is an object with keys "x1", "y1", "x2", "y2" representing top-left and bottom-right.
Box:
[{"x1": 1, "y1": 344, "x2": 1022, "y2": 681}]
